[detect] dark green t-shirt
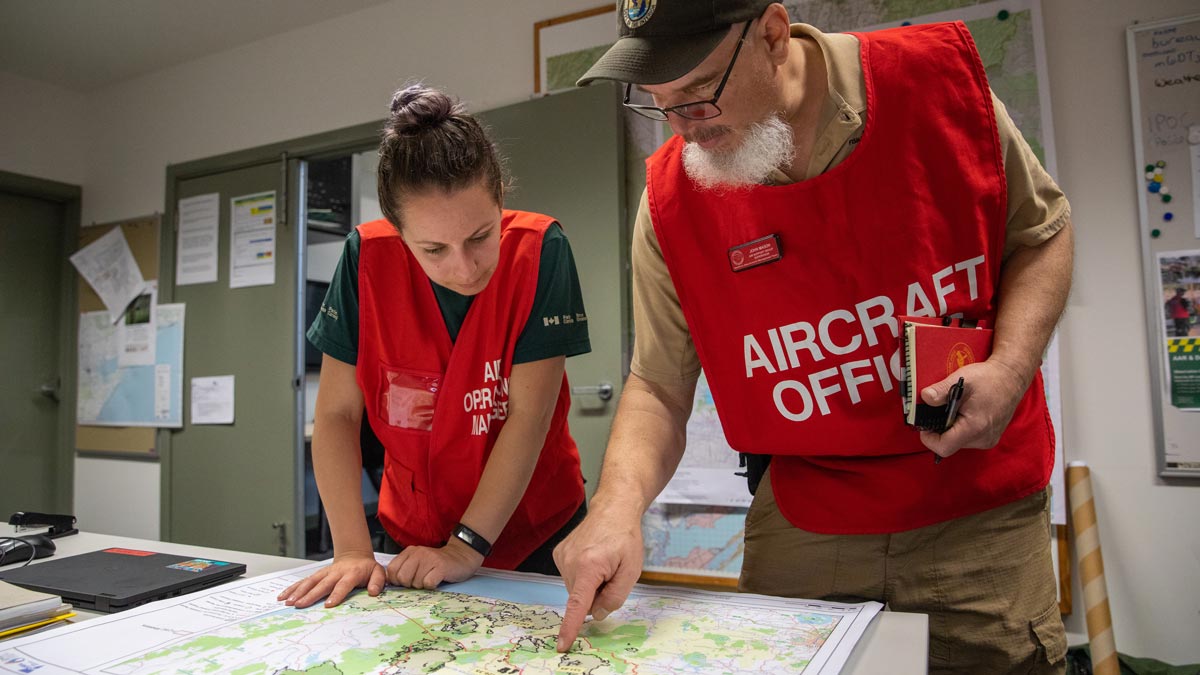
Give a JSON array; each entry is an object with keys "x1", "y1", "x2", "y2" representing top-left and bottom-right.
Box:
[{"x1": 306, "y1": 224, "x2": 590, "y2": 365}]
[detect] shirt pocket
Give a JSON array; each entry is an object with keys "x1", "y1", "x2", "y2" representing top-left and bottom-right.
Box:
[{"x1": 380, "y1": 366, "x2": 442, "y2": 432}]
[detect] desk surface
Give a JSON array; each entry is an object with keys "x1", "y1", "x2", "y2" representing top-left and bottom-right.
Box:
[{"x1": 1, "y1": 527, "x2": 927, "y2": 673}]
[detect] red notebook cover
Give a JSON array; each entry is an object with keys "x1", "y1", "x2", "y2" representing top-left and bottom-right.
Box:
[{"x1": 901, "y1": 316, "x2": 993, "y2": 428}]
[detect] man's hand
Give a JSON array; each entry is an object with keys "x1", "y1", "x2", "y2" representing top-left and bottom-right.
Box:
[
  {"x1": 919, "y1": 358, "x2": 1028, "y2": 459},
  {"x1": 552, "y1": 504, "x2": 645, "y2": 653},
  {"x1": 278, "y1": 550, "x2": 385, "y2": 608},
  {"x1": 387, "y1": 540, "x2": 484, "y2": 590}
]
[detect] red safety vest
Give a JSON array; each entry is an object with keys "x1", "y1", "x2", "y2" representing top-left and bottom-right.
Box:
[
  {"x1": 1167, "y1": 296, "x2": 1190, "y2": 320},
  {"x1": 646, "y1": 22, "x2": 1054, "y2": 534},
  {"x1": 356, "y1": 212, "x2": 584, "y2": 568}
]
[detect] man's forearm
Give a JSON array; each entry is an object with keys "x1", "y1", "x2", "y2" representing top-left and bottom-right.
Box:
[
  {"x1": 991, "y1": 219, "x2": 1074, "y2": 387},
  {"x1": 590, "y1": 373, "x2": 696, "y2": 517}
]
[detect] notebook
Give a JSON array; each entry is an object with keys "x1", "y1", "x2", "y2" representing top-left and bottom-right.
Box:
[
  {"x1": 0, "y1": 548, "x2": 246, "y2": 613},
  {"x1": 900, "y1": 315, "x2": 993, "y2": 431},
  {"x1": 0, "y1": 579, "x2": 62, "y2": 625}
]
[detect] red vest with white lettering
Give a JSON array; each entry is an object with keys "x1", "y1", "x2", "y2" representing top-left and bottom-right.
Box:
[
  {"x1": 646, "y1": 22, "x2": 1054, "y2": 534},
  {"x1": 356, "y1": 212, "x2": 584, "y2": 567}
]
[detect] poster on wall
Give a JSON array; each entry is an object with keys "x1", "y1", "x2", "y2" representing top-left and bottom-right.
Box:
[
  {"x1": 229, "y1": 191, "x2": 277, "y2": 289},
  {"x1": 1157, "y1": 250, "x2": 1200, "y2": 411},
  {"x1": 77, "y1": 303, "x2": 185, "y2": 428}
]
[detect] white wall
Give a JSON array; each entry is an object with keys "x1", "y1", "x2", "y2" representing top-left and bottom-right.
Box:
[
  {"x1": 72, "y1": 456, "x2": 160, "y2": 541},
  {"x1": 0, "y1": 71, "x2": 88, "y2": 186},
  {"x1": 1044, "y1": 0, "x2": 1200, "y2": 664},
  {"x1": 3, "y1": 0, "x2": 1198, "y2": 664},
  {"x1": 78, "y1": 0, "x2": 606, "y2": 226}
]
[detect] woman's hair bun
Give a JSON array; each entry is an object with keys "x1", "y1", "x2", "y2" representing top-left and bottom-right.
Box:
[{"x1": 387, "y1": 84, "x2": 459, "y2": 136}]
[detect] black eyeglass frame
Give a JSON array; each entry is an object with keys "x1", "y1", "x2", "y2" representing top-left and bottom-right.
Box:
[{"x1": 622, "y1": 20, "x2": 753, "y2": 122}]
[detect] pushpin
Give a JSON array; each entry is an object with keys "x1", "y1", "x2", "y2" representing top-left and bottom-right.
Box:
[
  {"x1": 1165, "y1": 212, "x2": 1174, "y2": 222},
  {"x1": 1160, "y1": 185, "x2": 1170, "y2": 195},
  {"x1": 1163, "y1": 194, "x2": 1173, "y2": 203},
  {"x1": 997, "y1": 9, "x2": 1010, "y2": 20},
  {"x1": 1146, "y1": 171, "x2": 1156, "y2": 180},
  {"x1": 1149, "y1": 182, "x2": 1161, "y2": 193},
  {"x1": 1146, "y1": 164, "x2": 1155, "y2": 173},
  {"x1": 1152, "y1": 229, "x2": 1161, "y2": 238},
  {"x1": 1156, "y1": 160, "x2": 1166, "y2": 168}
]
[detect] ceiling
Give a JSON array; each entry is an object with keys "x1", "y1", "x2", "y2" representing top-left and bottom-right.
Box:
[{"x1": 0, "y1": 0, "x2": 393, "y2": 92}]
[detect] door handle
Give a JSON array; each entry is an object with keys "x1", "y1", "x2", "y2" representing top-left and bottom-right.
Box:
[
  {"x1": 38, "y1": 377, "x2": 60, "y2": 403},
  {"x1": 570, "y1": 382, "x2": 613, "y2": 402}
]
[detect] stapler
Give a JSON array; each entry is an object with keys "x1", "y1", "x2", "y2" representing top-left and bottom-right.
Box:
[{"x1": 8, "y1": 512, "x2": 78, "y2": 539}]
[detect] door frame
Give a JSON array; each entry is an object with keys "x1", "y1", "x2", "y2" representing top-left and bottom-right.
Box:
[
  {"x1": 0, "y1": 169, "x2": 82, "y2": 514},
  {"x1": 160, "y1": 122, "x2": 381, "y2": 554}
]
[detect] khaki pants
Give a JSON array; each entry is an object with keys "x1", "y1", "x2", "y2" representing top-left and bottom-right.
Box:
[{"x1": 740, "y1": 470, "x2": 1067, "y2": 674}]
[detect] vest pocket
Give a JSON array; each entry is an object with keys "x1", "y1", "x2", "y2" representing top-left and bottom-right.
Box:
[
  {"x1": 381, "y1": 461, "x2": 437, "y2": 544},
  {"x1": 381, "y1": 367, "x2": 442, "y2": 432}
]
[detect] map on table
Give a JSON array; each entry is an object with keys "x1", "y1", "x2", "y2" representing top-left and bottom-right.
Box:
[{"x1": 0, "y1": 558, "x2": 881, "y2": 674}]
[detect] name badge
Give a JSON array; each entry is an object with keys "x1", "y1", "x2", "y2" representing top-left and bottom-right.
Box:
[{"x1": 728, "y1": 234, "x2": 783, "y2": 272}]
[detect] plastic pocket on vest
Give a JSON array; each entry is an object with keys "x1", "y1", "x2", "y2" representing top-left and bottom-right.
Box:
[{"x1": 382, "y1": 369, "x2": 441, "y2": 431}]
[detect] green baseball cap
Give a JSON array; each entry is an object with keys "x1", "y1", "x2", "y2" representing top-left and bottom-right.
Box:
[{"x1": 578, "y1": 0, "x2": 776, "y2": 86}]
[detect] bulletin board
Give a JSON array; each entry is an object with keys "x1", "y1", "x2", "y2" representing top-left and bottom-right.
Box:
[
  {"x1": 75, "y1": 215, "x2": 160, "y2": 458},
  {"x1": 1127, "y1": 13, "x2": 1200, "y2": 479}
]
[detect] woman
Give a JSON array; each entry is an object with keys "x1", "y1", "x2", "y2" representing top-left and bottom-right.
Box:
[{"x1": 280, "y1": 84, "x2": 590, "y2": 609}]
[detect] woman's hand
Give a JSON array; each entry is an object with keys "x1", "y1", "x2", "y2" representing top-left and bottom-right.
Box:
[
  {"x1": 387, "y1": 539, "x2": 484, "y2": 589},
  {"x1": 277, "y1": 551, "x2": 385, "y2": 608}
]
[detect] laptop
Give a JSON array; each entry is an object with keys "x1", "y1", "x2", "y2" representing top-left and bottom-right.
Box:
[{"x1": 0, "y1": 548, "x2": 246, "y2": 613}]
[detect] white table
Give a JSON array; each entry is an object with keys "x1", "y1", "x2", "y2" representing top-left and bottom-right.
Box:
[{"x1": 1, "y1": 527, "x2": 927, "y2": 673}]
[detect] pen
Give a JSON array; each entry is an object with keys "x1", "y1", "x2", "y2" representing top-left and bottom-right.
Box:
[{"x1": 934, "y1": 377, "x2": 966, "y2": 465}]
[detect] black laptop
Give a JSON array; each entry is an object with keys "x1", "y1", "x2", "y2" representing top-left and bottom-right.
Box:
[{"x1": 0, "y1": 547, "x2": 247, "y2": 613}]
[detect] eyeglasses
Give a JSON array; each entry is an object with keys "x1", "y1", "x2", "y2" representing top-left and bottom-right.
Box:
[{"x1": 623, "y1": 20, "x2": 752, "y2": 122}]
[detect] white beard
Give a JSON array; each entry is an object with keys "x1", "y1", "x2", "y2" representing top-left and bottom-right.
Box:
[{"x1": 681, "y1": 114, "x2": 795, "y2": 191}]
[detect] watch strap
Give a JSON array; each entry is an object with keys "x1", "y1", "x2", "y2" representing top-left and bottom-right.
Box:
[{"x1": 451, "y1": 522, "x2": 492, "y2": 558}]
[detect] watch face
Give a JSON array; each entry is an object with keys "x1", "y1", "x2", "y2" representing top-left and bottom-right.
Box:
[{"x1": 455, "y1": 524, "x2": 491, "y2": 556}]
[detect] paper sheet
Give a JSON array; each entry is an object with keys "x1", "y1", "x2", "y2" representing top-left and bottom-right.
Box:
[
  {"x1": 190, "y1": 375, "x2": 234, "y2": 425},
  {"x1": 229, "y1": 191, "x2": 276, "y2": 289},
  {"x1": 657, "y1": 467, "x2": 753, "y2": 508},
  {"x1": 69, "y1": 227, "x2": 145, "y2": 323},
  {"x1": 176, "y1": 193, "x2": 219, "y2": 286},
  {"x1": 116, "y1": 281, "x2": 156, "y2": 367}
]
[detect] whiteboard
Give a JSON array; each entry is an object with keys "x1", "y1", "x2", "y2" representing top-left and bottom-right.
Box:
[{"x1": 1127, "y1": 13, "x2": 1200, "y2": 479}]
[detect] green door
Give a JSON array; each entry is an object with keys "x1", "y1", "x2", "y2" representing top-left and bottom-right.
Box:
[
  {"x1": 0, "y1": 190, "x2": 71, "y2": 516},
  {"x1": 164, "y1": 160, "x2": 300, "y2": 555},
  {"x1": 480, "y1": 84, "x2": 627, "y2": 498}
]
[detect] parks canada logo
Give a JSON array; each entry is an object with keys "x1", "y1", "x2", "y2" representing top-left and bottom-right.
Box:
[
  {"x1": 946, "y1": 342, "x2": 976, "y2": 375},
  {"x1": 623, "y1": 0, "x2": 657, "y2": 29}
]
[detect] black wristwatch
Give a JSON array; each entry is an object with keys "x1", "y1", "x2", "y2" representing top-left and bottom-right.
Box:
[{"x1": 451, "y1": 523, "x2": 492, "y2": 558}]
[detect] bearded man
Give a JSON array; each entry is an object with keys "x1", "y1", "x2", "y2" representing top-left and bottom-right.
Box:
[{"x1": 553, "y1": 2, "x2": 1074, "y2": 673}]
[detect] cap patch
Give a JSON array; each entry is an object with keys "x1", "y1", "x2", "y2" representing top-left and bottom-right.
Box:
[{"x1": 623, "y1": 0, "x2": 657, "y2": 29}]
